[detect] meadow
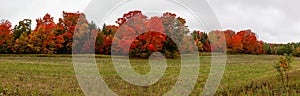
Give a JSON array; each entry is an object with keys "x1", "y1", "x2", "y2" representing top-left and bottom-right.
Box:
[{"x1": 0, "y1": 54, "x2": 299, "y2": 95}]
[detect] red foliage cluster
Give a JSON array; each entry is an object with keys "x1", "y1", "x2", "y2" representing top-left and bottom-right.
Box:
[
  {"x1": 0, "y1": 20, "x2": 12, "y2": 45},
  {"x1": 58, "y1": 12, "x2": 84, "y2": 53},
  {"x1": 193, "y1": 29, "x2": 265, "y2": 54},
  {"x1": 0, "y1": 20, "x2": 13, "y2": 53},
  {"x1": 28, "y1": 14, "x2": 65, "y2": 53},
  {"x1": 116, "y1": 10, "x2": 143, "y2": 26},
  {"x1": 112, "y1": 11, "x2": 167, "y2": 56},
  {"x1": 108, "y1": 11, "x2": 189, "y2": 58},
  {"x1": 227, "y1": 29, "x2": 264, "y2": 54}
]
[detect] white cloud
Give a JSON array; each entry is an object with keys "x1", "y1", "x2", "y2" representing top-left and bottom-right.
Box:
[
  {"x1": 207, "y1": 0, "x2": 300, "y2": 43},
  {"x1": 0, "y1": 0, "x2": 91, "y2": 29}
]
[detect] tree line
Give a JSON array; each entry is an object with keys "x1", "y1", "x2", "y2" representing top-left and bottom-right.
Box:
[{"x1": 0, "y1": 10, "x2": 299, "y2": 58}]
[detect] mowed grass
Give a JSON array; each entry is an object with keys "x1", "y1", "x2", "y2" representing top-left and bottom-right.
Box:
[{"x1": 0, "y1": 54, "x2": 299, "y2": 95}]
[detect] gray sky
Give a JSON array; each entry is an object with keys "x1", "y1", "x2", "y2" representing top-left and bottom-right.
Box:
[{"x1": 0, "y1": 0, "x2": 299, "y2": 43}]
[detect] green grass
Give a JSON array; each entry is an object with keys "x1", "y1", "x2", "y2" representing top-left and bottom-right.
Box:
[{"x1": 0, "y1": 54, "x2": 299, "y2": 95}]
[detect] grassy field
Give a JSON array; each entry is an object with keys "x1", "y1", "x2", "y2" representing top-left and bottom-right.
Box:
[{"x1": 0, "y1": 54, "x2": 299, "y2": 95}]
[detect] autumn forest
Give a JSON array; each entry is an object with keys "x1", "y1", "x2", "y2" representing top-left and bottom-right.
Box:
[{"x1": 0, "y1": 10, "x2": 300, "y2": 58}]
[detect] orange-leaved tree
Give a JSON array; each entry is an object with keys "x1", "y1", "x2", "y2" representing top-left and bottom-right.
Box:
[
  {"x1": 56, "y1": 12, "x2": 82, "y2": 53},
  {"x1": 0, "y1": 20, "x2": 13, "y2": 53},
  {"x1": 111, "y1": 11, "x2": 191, "y2": 58},
  {"x1": 191, "y1": 31, "x2": 211, "y2": 52},
  {"x1": 28, "y1": 13, "x2": 64, "y2": 54},
  {"x1": 209, "y1": 30, "x2": 226, "y2": 52}
]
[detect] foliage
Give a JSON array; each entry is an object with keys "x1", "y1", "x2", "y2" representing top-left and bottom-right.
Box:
[
  {"x1": 236, "y1": 30, "x2": 258, "y2": 54},
  {"x1": 128, "y1": 32, "x2": 167, "y2": 58},
  {"x1": 27, "y1": 14, "x2": 64, "y2": 54},
  {"x1": 263, "y1": 43, "x2": 272, "y2": 54},
  {"x1": 271, "y1": 43, "x2": 295, "y2": 55},
  {"x1": 192, "y1": 29, "x2": 265, "y2": 54},
  {"x1": 72, "y1": 14, "x2": 95, "y2": 53},
  {"x1": 0, "y1": 10, "x2": 299, "y2": 56},
  {"x1": 13, "y1": 32, "x2": 31, "y2": 53},
  {"x1": 96, "y1": 25, "x2": 118, "y2": 54},
  {"x1": 0, "y1": 20, "x2": 13, "y2": 53},
  {"x1": 13, "y1": 19, "x2": 32, "y2": 40},
  {"x1": 109, "y1": 11, "x2": 191, "y2": 58},
  {"x1": 208, "y1": 30, "x2": 226, "y2": 52},
  {"x1": 191, "y1": 31, "x2": 210, "y2": 52},
  {"x1": 293, "y1": 47, "x2": 300, "y2": 57},
  {"x1": 56, "y1": 12, "x2": 83, "y2": 54},
  {"x1": 273, "y1": 53, "x2": 293, "y2": 93}
]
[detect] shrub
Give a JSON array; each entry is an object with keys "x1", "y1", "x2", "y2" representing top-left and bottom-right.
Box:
[
  {"x1": 293, "y1": 47, "x2": 300, "y2": 57},
  {"x1": 273, "y1": 53, "x2": 293, "y2": 93}
]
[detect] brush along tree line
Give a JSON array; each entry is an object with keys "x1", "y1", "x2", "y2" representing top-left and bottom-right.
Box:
[{"x1": 0, "y1": 10, "x2": 299, "y2": 58}]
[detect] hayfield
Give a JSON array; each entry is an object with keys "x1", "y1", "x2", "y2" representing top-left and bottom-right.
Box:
[{"x1": 0, "y1": 54, "x2": 299, "y2": 95}]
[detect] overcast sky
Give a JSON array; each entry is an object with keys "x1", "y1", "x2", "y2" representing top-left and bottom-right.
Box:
[{"x1": 0, "y1": 0, "x2": 299, "y2": 43}]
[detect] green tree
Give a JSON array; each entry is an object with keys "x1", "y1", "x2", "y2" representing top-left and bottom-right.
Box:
[
  {"x1": 13, "y1": 19, "x2": 31, "y2": 40},
  {"x1": 263, "y1": 43, "x2": 272, "y2": 54}
]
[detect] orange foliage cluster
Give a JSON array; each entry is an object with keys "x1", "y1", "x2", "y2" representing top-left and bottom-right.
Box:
[
  {"x1": 193, "y1": 29, "x2": 265, "y2": 54},
  {"x1": 109, "y1": 11, "x2": 188, "y2": 58}
]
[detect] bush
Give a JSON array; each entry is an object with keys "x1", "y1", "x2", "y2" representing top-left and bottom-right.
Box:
[{"x1": 293, "y1": 47, "x2": 300, "y2": 57}]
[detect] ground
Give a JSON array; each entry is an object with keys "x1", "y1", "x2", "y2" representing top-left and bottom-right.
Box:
[{"x1": 0, "y1": 54, "x2": 299, "y2": 95}]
